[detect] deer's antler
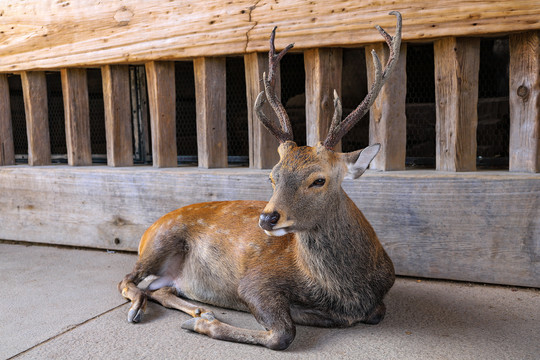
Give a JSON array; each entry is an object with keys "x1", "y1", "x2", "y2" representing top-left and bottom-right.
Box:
[
  {"x1": 323, "y1": 11, "x2": 402, "y2": 149},
  {"x1": 255, "y1": 27, "x2": 294, "y2": 143}
]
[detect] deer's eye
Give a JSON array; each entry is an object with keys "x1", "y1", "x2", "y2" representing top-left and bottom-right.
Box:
[{"x1": 309, "y1": 178, "x2": 326, "y2": 188}]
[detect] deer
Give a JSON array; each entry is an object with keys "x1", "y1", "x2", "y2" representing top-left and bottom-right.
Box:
[{"x1": 119, "y1": 11, "x2": 401, "y2": 350}]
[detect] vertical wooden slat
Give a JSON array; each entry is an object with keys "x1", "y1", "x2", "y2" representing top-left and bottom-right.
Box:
[
  {"x1": 194, "y1": 57, "x2": 227, "y2": 168},
  {"x1": 0, "y1": 74, "x2": 15, "y2": 165},
  {"x1": 61, "y1": 68, "x2": 92, "y2": 166},
  {"x1": 21, "y1": 71, "x2": 51, "y2": 166},
  {"x1": 244, "y1": 52, "x2": 280, "y2": 169},
  {"x1": 145, "y1": 61, "x2": 177, "y2": 168},
  {"x1": 130, "y1": 66, "x2": 151, "y2": 164},
  {"x1": 365, "y1": 44, "x2": 407, "y2": 170},
  {"x1": 434, "y1": 37, "x2": 480, "y2": 172},
  {"x1": 102, "y1": 65, "x2": 133, "y2": 167},
  {"x1": 509, "y1": 31, "x2": 540, "y2": 173},
  {"x1": 304, "y1": 48, "x2": 342, "y2": 149}
]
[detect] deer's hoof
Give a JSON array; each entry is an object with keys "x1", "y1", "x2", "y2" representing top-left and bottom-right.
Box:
[
  {"x1": 128, "y1": 307, "x2": 143, "y2": 323},
  {"x1": 181, "y1": 311, "x2": 216, "y2": 331}
]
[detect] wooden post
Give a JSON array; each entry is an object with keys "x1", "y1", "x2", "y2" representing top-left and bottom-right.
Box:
[
  {"x1": 61, "y1": 68, "x2": 92, "y2": 166},
  {"x1": 21, "y1": 71, "x2": 51, "y2": 166},
  {"x1": 0, "y1": 74, "x2": 15, "y2": 165},
  {"x1": 244, "y1": 52, "x2": 280, "y2": 169},
  {"x1": 102, "y1": 65, "x2": 133, "y2": 167},
  {"x1": 509, "y1": 31, "x2": 540, "y2": 173},
  {"x1": 194, "y1": 57, "x2": 227, "y2": 168},
  {"x1": 145, "y1": 61, "x2": 177, "y2": 168},
  {"x1": 434, "y1": 37, "x2": 480, "y2": 172},
  {"x1": 304, "y1": 48, "x2": 342, "y2": 149},
  {"x1": 365, "y1": 43, "x2": 407, "y2": 170}
]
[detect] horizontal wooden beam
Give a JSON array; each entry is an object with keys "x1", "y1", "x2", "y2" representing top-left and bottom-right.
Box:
[
  {"x1": 0, "y1": 166, "x2": 538, "y2": 288},
  {"x1": 0, "y1": 1, "x2": 538, "y2": 71}
]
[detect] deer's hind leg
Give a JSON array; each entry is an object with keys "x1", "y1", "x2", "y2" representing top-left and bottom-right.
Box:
[
  {"x1": 118, "y1": 232, "x2": 189, "y2": 323},
  {"x1": 147, "y1": 286, "x2": 214, "y2": 319}
]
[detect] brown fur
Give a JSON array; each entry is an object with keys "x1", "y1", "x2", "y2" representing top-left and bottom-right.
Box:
[{"x1": 119, "y1": 141, "x2": 394, "y2": 350}]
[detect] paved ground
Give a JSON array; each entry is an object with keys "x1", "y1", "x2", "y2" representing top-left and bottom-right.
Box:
[{"x1": 1, "y1": 242, "x2": 539, "y2": 360}]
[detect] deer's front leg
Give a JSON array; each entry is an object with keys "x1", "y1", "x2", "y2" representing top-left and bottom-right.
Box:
[{"x1": 181, "y1": 291, "x2": 295, "y2": 350}]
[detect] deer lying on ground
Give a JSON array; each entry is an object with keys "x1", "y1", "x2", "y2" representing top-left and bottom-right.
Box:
[{"x1": 119, "y1": 11, "x2": 401, "y2": 350}]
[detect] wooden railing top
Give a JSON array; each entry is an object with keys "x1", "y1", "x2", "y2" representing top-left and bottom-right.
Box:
[{"x1": 0, "y1": 0, "x2": 538, "y2": 72}]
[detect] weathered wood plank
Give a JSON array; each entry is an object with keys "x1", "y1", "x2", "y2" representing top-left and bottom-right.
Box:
[
  {"x1": 0, "y1": 167, "x2": 538, "y2": 288},
  {"x1": 434, "y1": 38, "x2": 480, "y2": 172},
  {"x1": 61, "y1": 68, "x2": 92, "y2": 166},
  {"x1": 194, "y1": 57, "x2": 227, "y2": 168},
  {"x1": 0, "y1": 1, "x2": 539, "y2": 71},
  {"x1": 509, "y1": 31, "x2": 540, "y2": 173},
  {"x1": 20, "y1": 71, "x2": 51, "y2": 166},
  {"x1": 0, "y1": 74, "x2": 15, "y2": 166},
  {"x1": 304, "y1": 48, "x2": 342, "y2": 149},
  {"x1": 102, "y1": 65, "x2": 133, "y2": 167},
  {"x1": 365, "y1": 43, "x2": 407, "y2": 170},
  {"x1": 145, "y1": 61, "x2": 177, "y2": 168},
  {"x1": 244, "y1": 52, "x2": 280, "y2": 169}
]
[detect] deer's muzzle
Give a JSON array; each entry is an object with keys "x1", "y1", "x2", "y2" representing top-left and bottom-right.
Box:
[{"x1": 259, "y1": 211, "x2": 280, "y2": 231}]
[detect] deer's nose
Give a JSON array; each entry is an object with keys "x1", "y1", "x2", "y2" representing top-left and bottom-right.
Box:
[{"x1": 259, "y1": 211, "x2": 280, "y2": 231}]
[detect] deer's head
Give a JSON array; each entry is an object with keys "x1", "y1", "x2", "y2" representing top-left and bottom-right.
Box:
[{"x1": 257, "y1": 12, "x2": 402, "y2": 236}]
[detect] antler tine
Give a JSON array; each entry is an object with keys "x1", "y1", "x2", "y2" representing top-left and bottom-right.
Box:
[
  {"x1": 327, "y1": 89, "x2": 342, "y2": 137},
  {"x1": 254, "y1": 91, "x2": 292, "y2": 143},
  {"x1": 323, "y1": 11, "x2": 402, "y2": 149},
  {"x1": 259, "y1": 27, "x2": 295, "y2": 142}
]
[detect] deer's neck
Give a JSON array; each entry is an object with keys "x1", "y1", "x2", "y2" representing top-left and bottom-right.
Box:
[{"x1": 294, "y1": 191, "x2": 377, "y2": 285}]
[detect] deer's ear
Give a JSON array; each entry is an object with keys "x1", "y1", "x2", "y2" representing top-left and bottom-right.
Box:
[{"x1": 342, "y1": 144, "x2": 380, "y2": 179}]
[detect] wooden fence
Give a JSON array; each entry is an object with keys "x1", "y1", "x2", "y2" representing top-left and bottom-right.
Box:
[{"x1": 0, "y1": 0, "x2": 538, "y2": 287}]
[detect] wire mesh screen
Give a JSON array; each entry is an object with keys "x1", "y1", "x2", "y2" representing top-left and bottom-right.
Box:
[
  {"x1": 280, "y1": 53, "x2": 306, "y2": 146},
  {"x1": 477, "y1": 38, "x2": 509, "y2": 167},
  {"x1": 341, "y1": 48, "x2": 369, "y2": 152},
  {"x1": 175, "y1": 61, "x2": 198, "y2": 164},
  {"x1": 226, "y1": 57, "x2": 249, "y2": 163},
  {"x1": 87, "y1": 69, "x2": 107, "y2": 158},
  {"x1": 46, "y1": 72, "x2": 67, "y2": 158},
  {"x1": 8, "y1": 74, "x2": 27, "y2": 158},
  {"x1": 405, "y1": 43, "x2": 436, "y2": 166}
]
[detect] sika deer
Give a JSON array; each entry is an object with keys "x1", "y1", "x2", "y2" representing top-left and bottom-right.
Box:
[{"x1": 119, "y1": 11, "x2": 401, "y2": 350}]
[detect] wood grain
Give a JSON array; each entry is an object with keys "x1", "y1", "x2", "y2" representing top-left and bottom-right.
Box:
[
  {"x1": 0, "y1": 1, "x2": 538, "y2": 71},
  {"x1": 0, "y1": 166, "x2": 538, "y2": 288},
  {"x1": 20, "y1": 71, "x2": 51, "y2": 166},
  {"x1": 304, "y1": 48, "x2": 342, "y2": 149},
  {"x1": 0, "y1": 74, "x2": 15, "y2": 166},
  {"x1": 102, "y1": 65, "x2": 133, "y2": 167},
  {"x1": 61, "y1": 68, "x2": 92, "y2": 166},
  {"x1": 366, "y1": 43, "x2": 407, "y2": 170},
  {"x1": 244, "y1": 52, "x2": 280, "y2": 169},
  {"x1": 194, "y1": 57, "x2": 227, "y2": 168},
  {"x1": 434, "y1": 38, "x2": 480, "y2": 172},
  {"x1": 145, "y1": 61, "x2": 177, "y2": 167},
  {"x1": 509, "y1": 31, "x2": 540, "y2": 173}
]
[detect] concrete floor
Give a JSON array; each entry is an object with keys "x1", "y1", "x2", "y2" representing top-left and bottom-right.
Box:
[{"x1": 1, "y1": 242, "x2": 539, "y2": 360}]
